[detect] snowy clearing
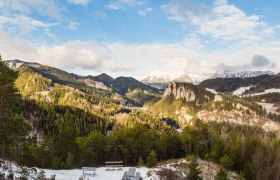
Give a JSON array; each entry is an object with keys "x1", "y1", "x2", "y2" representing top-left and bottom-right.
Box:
[
  {"x1": 43, "y1": 167, "x2": 150, "y2": 180},
  {"x1": 1, "y1": 159, "x2": 241, "y2": 180},
  {"x1": 232, "y1": 86, "x2": 252, "y2": 96},
  {"x1": 0, "y1": 160, "x2": 154, "y2": 180}
]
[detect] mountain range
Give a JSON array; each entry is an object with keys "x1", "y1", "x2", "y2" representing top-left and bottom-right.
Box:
[
  {"x1": 6, "y1": 59, "x2": 279, "y2": 100},
  {"x1": 7, "y1": 58, "x2": 280, "y2": 131},
  {"x1": 199, "y1": 73, "x2": 280, "y2": 96},
  {"x1": 2, "y1": 58, "x2": 280, "y2": 179},
  {"x1": 141, "y1": 70, "x2": 275, "y2": 89},
  {"x1": 4, "y1": 59, "x2": 161, "y2": 107}
]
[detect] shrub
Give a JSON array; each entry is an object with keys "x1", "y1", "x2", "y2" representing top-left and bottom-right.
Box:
[{"x1": 146, "y1": 150, "x2": 158, "y2": 168}]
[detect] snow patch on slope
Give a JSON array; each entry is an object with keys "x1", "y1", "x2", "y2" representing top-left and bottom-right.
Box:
[
  {"x1": 233, "y1": 88, "x2": 280, "y2": 97},
  {"x1": 206, "y1": 88, "x2": 218, "y2": 94},
  {"x1": 258, "y1": 102, "x2": 280, "y2": 115},
  {"x1": 8, "y1": 61, "x2": 24, "y2": 69},
  {"x1": 232, "y1": 86, "x2": 252, "y2": 96}
]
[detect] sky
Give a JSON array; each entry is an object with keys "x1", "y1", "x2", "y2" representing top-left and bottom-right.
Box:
[{"x1": 0, "y1": 0, "x2": 280, "y2": 79}]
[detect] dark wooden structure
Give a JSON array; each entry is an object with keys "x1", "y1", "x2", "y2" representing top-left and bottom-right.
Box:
[{"x1": 105, "y1": 161, "x2": 123, "y2": 171}]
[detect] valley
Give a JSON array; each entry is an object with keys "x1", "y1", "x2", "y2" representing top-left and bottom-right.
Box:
[
  {"x1": 1, "y1": 59, "x2": 280, "y2": 180},
  {"x1": 2, "y1": 0, "x2": 280, "y2": 179}
]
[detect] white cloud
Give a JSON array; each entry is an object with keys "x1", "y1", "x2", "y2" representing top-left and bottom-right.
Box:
[
  {"x1": 0, "y1": 15, "x2": 59, "y2": 35},
  {"x1": 0, "y1": 0, "x2": 61, "y2": 19},
  {"x1": 0, "y1": 31, "x2": 37, "y2": 59},
  {"x1": 44, "y1": 29, "x2": 59, "y2": 41},
  {"x1": 162, "y1": 0, "x2": 211, "y2": 22},
  {"x1": 138, "y1": 7, "x2": 153, "y2": 16},
  {"x1": 0, "y1": 32, "x2": 133, "y2": 77},
  {"x1": 107, "y1": 0, "x2": 144, "y2": 10},
  {"x1": 0, "y1": 0, "x2": 61, "y2": 40},
  {"x1": 138, "y1": 10, "x2": 146, "y2": 16},
  {"x1": 68, "y1": 0, "x2": 90, "y2": 6},
  {"x1": 163, "y1": 0, "x2": 273, "y2": 43},
  {"x1": 68, "y1": 21, "x2": 79, "y2": 30},
  {"x1": 181, "y1": 35, "x2": 205, "y2": 50},
  {"x1": 35, "y1": 41, "x2": 134, "y2": 73},
  {"x1": 1, "y1": 31, "x2": 280, "y2": 79}
]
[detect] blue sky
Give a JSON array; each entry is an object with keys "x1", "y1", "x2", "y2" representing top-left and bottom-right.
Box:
[{"x1": 1, "y1": 0, "x2": 280, "y2": 79}]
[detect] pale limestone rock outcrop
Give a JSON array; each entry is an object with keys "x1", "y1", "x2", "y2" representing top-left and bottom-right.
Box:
[{"x1": 163, "y1": 82, "x2": 196, "y2": 102}]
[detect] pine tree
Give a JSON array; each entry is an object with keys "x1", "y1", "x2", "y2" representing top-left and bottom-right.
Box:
[
  {"x1": 215, "y1": 168, "x2": 229, "y2": 180},
  {"x1": 220, "y1": 155, "x2": 233, "y2": 170},
  {"x1": 186, "y1": 159, "x2": 202, "y2": 180},
  {"x1": 66, "y1": 152, "x2": 74, "y2": 169},
  {"x1": 146, "y1": 150, "x2": 158, "y2": 168},
  {"x1": 137, "y1": 156, "x2": 144, "y2": 167},
  {"x1": 0, "y1": 59, "x2": 23, "y2": 159}
]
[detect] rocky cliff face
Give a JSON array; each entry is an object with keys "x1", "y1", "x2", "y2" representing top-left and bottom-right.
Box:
[
  {"x1": 163, "y1": 82, "x2": 214, "y2": 103},
  {"x1": 164, "y1": 82, "x2": 196, "y2": 102}
]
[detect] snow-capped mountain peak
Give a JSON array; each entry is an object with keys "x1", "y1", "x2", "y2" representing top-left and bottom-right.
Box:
[
  {"x1": 213, "y1": 70, "x2": 275, "y2": 79},
  {"x1": 4, "y1": 59, "x2": 41, "y2": 69},
  {"x1": 142, "y1": 70, "x2": 276, "y2": 89},
  {"x1": 141, "y1": 71, "x2": 211, "y2": 85}
]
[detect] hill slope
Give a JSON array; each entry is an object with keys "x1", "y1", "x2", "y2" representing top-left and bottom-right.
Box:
[
  {"x1": 199, "y1": 74, "x2": 280, "y2": 95},
  {"x1": 150, "y1": 82, "x2": 280, "y2": 132},
  {"x1": 4, "y1": 60, "x2": 161, "y2": 106}
]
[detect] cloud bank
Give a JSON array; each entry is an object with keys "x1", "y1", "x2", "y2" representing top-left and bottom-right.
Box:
[
  {"x1": 162, "y1": 0, "x2": 273, "y2": 43},
  {"x1": 1, "y1": 30, "x2": 280, "y2": 79},
  {"x1": 0, "y1": 0, "x2": 280, "y2": 79}
]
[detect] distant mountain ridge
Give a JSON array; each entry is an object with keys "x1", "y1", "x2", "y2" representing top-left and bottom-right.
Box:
[
  {"x1": 142, "y1": 70, "x2": 275, "y2": 89},
  {"x1": 199, "y1": 74, "x2": 280, "y2": 95},
  {"x1": 141, "y1": 71, "x2": 211, "y2": 89},
  {"x1": 5, "y1": 59, "x2": 279, "y2": 103},
  {"x1": 87, "y1": 73, "x2": 114, "y2": 88},
  {"x1": 4, "y1": 59, "x2": 161, "y2": 106},
  {"x1": 4, "y1": 59, "x2": 280, "y2": 142},
  {"x1": 5, "y1": 59, "x2": 41, "y2": 69},
  {"x1": 213, "y1": 70, "x2": 275, "y2": 79}
]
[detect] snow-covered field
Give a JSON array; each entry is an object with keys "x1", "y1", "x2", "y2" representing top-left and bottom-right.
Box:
[
  {"x1": 1, "y1": 159, "x2": 239, "y2": 180},
  {"x1": 0, "y1": 160, "x2": 153, "y2": 180},
  {"x1": 43, "y1": 167, "x2": 150, "y2": 180}
]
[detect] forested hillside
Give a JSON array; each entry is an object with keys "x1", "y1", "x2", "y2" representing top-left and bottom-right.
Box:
[
  {"x1": 1, "y1": 58, "x2": 280, "y2": 180},
  {"x1": 199, "y1": 74, "x2": 280, "y2": 94},
  {"x1": 5, "y1": 60, "x2": 161, "y2": 106}
]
